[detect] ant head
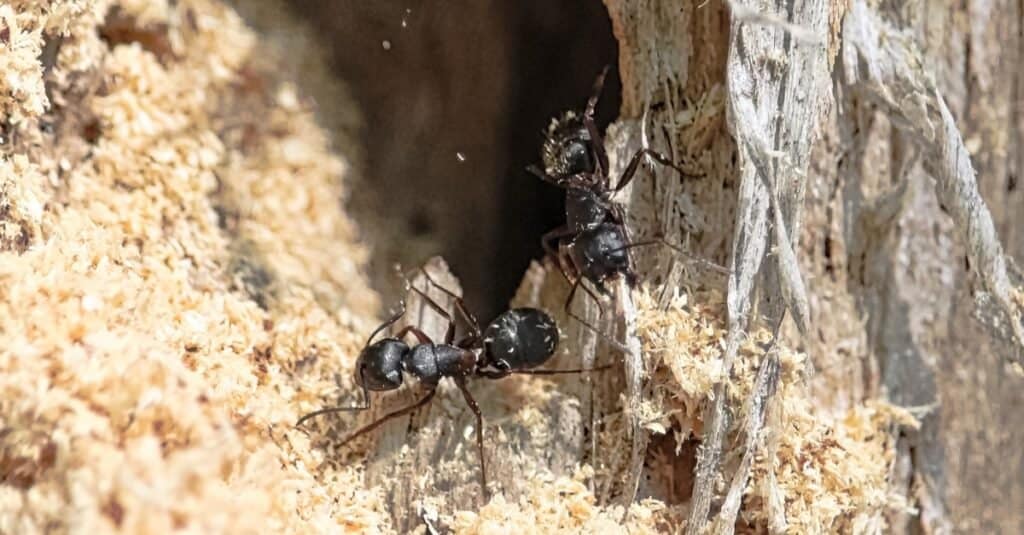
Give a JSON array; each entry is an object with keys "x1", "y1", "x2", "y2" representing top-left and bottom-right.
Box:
[
  {"x1": 355, "y1": 338, "x2": 408, "y2": 391},
  {"x1": 482, "y1": 308, "x2": 560, "y2": 371},
  {"x1": 541, "y1": 111, "x2": 594, "y2": 178}
]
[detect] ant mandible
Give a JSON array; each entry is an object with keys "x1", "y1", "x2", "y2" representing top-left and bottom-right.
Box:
[
  {"x1": 528, "y1": 66, "x2": 702, "y2": 320},
  {"x1": 296, "y1": 267, "x2": 611, "y2": 501}
]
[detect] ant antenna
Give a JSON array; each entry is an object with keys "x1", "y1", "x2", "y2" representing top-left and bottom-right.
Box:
[
  {"x1": 365, "y1": 300, "x2": 408, "y2": 347},
  {"x1": 612, "y1": 237, "x2": 730, "y2": 275}
]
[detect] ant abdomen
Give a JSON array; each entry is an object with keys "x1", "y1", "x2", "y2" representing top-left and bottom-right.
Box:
[
  {"x1": 570, "y1": 222, "x2": 631, "y2": 288},
  {"x1": 483, "y1": 307, "x2": 560, "y2": 371},
  {"x1": 356, "y1": 338, "x2": 407, "y2": 391}
]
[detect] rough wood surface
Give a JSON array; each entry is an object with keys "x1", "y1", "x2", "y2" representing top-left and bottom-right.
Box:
[
  {"x1": 601, "y1": 0, "x2": 1024, "y2": 533},
  {"x1": 689, "y1": 1, "x2": 830, "y2": 531}
]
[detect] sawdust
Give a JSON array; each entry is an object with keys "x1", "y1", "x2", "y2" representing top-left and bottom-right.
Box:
[
  {"x1": 0, "y1": 1, "x2": 384, "y2": 532},
  {"x1": 451, "y1": 467, "x2": 669, "y2": 534},
  {"x1": 634, "y1": 289, "x2": 914, "y2": 532}
]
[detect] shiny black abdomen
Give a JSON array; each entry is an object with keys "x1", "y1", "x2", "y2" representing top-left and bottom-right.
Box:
[
  {"x1": 483, "y1": 308, "x2": 559, "y2": 371},
  {"x1": 569, "y1": 222, "x2": 630, "y2": 286}
]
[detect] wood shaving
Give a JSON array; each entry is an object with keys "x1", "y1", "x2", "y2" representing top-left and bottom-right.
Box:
[
  {"x1": 1, "y1": 1, "x2": 383, "y2": 532},
  {"x1": 634, "y1": 289, "x2": 913, "y2": 532}
]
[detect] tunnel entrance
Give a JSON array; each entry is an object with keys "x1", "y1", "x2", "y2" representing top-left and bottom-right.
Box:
[{"x1": 234, "y1": 1, "x2": 620, "y2": 319}]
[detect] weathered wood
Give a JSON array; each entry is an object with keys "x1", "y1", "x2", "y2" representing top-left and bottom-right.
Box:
[{"x1": 602, "y1": 0, "x2": 1023, "y2": 532}]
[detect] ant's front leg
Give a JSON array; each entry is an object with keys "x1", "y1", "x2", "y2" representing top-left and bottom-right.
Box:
[
  {"x1": 414, "y1": 266, "x2": 483, "y2": 339},
  {"x1": 296, "y1": 385, "x2": 372, "y2": 427},
  {"x1": 336, "y1": 390, "x2": 437, "y2": 448},
  {"x1": 583, "y1": 66, "x2": 611, "y2": 179}
]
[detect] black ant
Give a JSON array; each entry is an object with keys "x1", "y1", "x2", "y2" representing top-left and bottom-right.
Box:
[
  {"x1": 528, "y1": 67, "x2": 705, "y2": 319},
  {"x1": 296, "y1": 268, "x2": 611, "y2": 501}
]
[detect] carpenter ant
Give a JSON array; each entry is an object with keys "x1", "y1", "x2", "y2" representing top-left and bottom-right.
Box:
[
  {"x1": 528, "y1": 67, "x2": 705, "y2": 317},
  {"x1": 296, "y1": 268, "x2": 610, "y2": 501}
]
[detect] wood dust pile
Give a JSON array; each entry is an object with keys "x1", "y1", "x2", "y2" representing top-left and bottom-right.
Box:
[{"x1": 0, "y1": 1, "x2": 909, "y2": 533}]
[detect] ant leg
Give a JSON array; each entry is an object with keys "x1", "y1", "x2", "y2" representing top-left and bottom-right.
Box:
[
  {"x1": 512, "y1": 362, "x2": 617, "y2": 375},
  {"x1": 395, "y1": 265, "x2": 459, "y2": 342},
  {"x1": 405, "y1": 285, "x2": 459, "y2": 344},
  {"x1": 563, "y1": 273, "x2": 607, "y2": 317},
  {"x1": 567, "y1": 306, "x2": 630, "y2": 354},
  {"x1": 582, "y1": 278, "x2": 610, "y2": 308},
  {"x1": 453, "y1": 377, "x2": 488, "y2": 501},
  {"x1": 612, "y1": 148, "x2": 701, "y2": 195},
  {"x1": 394, "y1": 325, "x2": 435, "y2": 345},
  {"x1": 562, "y1": 278, "x2": 630, "y2": 351},
  {"x1": 563, "y1": 276, "x2": 582, "y2": 316},
  {"x1": 583, "y1": 66, "x2": 611, "y2": 179},
  {"x1": 542, "y1": 226, "x2": 575, "y2": 260},
  {"x1": 415, "y1": 267, "x2": 482, "y2": 339},
  {"x1": 610, "y1": 147, "x2": 702, "y2": 212},
  {"x1": 335, "y1": 389, "x2": 438, "y2": 448},
  {"x1": 611, "y1": 238, "x2": 730, "y2": 275},
  {"x1": 365, "y1": 299, "x2": 408, "y2": 346},
  {"x1": 526, "y1": 164, "x2": 567, "y2": 188},
  {"x1": 296, "y1": 385, "x2": 371, "y2": 427},
  {"x1": 542, "y1": 226, "x2": 576, "y2": 280}
]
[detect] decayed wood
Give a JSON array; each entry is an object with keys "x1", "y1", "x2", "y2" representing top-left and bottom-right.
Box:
[
  {"x1": 605, "y1": 0, "x2": 1023, "y2": 532},
  {"x1": 835, "y1": 3, "x2": 1024, "y2": 532},
  {"x1": 840, "y1": 1, "x2": 1024, "y2": 366},
  {"x1": 686, "y1": 1, "x2": 830, "y2": 532},
  {"x1": 711, "y1": 317, "x2": 782, "y2": 535}
]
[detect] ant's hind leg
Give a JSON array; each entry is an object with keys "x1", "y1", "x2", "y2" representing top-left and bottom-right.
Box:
[
  {"x1": 513, "y1": 362, "x2": 617, "y2": 376},
  {"x1": 542, "y1": 226, "x2": 574, "y2": 261},
  {"x1": 563, "y1": 275, "x2": 606, "y2": 318},
  {"x1": 542, "y1": 226, "x2": 576, "y2": 282},
  {"x1": 394, "y1": 325, "x2": 435, "y2": 346},
  {"x1": 454, "y1": 378, "x2": 488, "y2": 502},
  {"x1": 563, "y1": 278, "x2": 632, "y2": 352}
]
